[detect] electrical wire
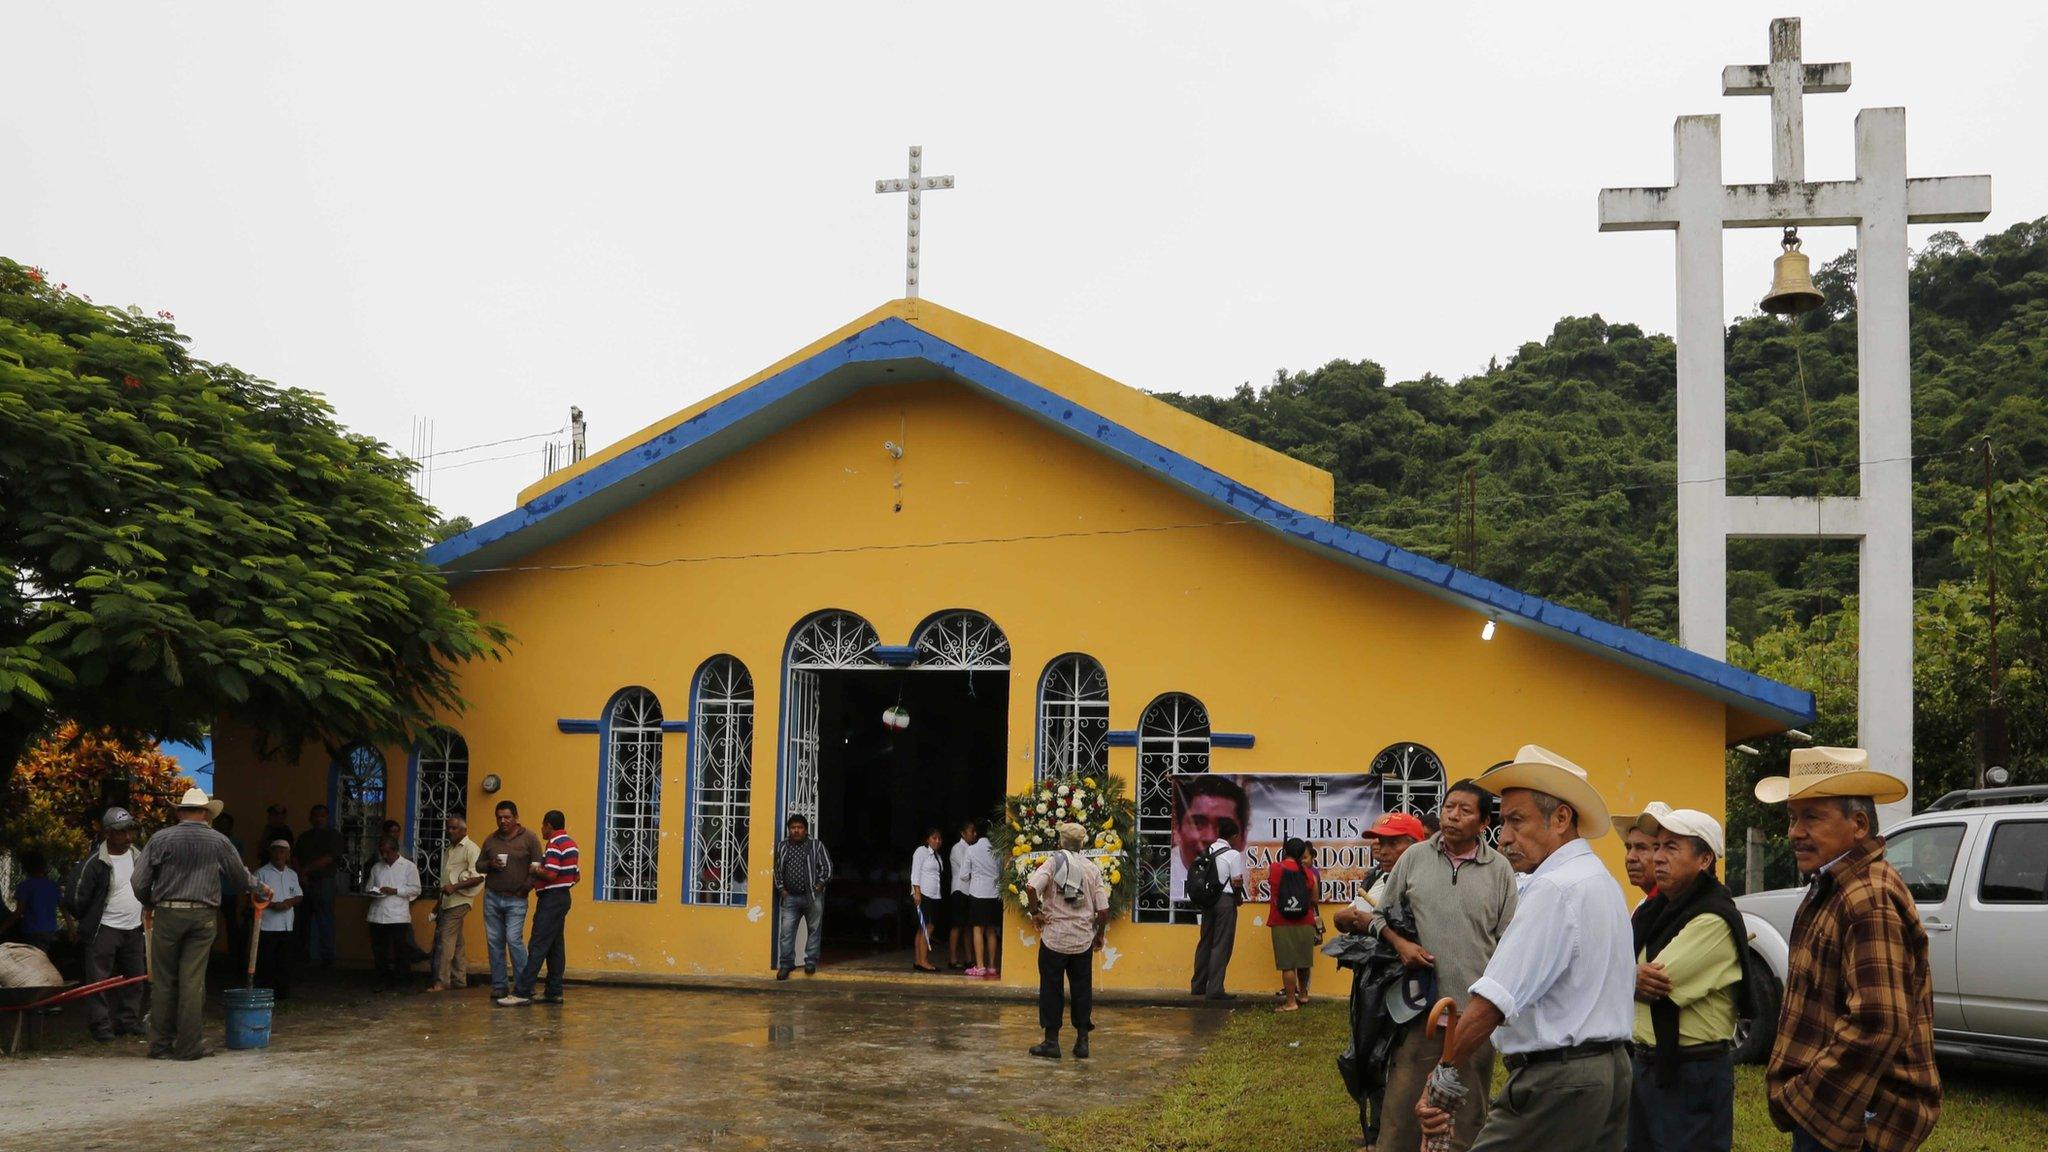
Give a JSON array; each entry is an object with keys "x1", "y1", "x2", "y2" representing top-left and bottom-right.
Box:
[
  {"x1": 438, "y1": 519, "x2": 1258, "y2": 577},
  {"x1": 434, "y1": 448, "x2": 547, "y2": 473},
  {"x1": 414, "y1": 427, "x2": 565, "y2": 461}
]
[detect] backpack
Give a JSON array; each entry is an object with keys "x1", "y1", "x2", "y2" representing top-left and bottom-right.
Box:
[
  {"x1": 1276, "y1": 863, "x2": 1314, "y2": 920},
  {"x1": 1186, "y1": 845, "x2": 1224, "y2": 909}
]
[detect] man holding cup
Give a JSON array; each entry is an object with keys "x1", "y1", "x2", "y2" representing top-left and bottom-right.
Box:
[{"x1": 478, "y1": 800, "x2": 544, "y2": 1001}]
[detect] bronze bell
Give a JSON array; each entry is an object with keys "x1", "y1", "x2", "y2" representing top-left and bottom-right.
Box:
[{"x1": 1761, "y1": 226, "x2": 1824, "y2": 316}]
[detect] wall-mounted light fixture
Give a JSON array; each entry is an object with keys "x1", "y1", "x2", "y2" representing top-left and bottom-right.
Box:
[{"x1": 1480, "y1": 618, "x2": 1496, "y2": 641}]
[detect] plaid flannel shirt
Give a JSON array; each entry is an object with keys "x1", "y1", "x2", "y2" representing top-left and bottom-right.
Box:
[{"x1": 1765, "y1": 838, "x2": 1941, "y2": 1152}]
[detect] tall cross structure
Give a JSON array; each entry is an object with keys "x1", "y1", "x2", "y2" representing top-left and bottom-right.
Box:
[
  {"x1": 1599, "y1": 17, "x2": 1991, "y2": 820},
  {"x1": 875, "y1": 145, "x2": 955, "y2": 299}
]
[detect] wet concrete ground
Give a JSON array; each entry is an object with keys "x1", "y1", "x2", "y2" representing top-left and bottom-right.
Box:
[{"x1": 0, "y1": 974, "x2": 1228, "y2": 1150}]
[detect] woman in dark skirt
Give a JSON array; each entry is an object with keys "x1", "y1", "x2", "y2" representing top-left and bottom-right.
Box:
[{"x1": 1268, "y1": 836, "x2": 1323, "y2": 1012}]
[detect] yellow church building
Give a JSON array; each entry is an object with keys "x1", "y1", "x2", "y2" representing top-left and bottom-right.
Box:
[{"x1": 212, "y1": 299, "x2": 1813, "y2": 993}]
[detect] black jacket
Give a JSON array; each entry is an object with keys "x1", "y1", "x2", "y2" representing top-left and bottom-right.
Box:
[{"x1": 69, "y1": 848, "x2": 115, "y2": 940}]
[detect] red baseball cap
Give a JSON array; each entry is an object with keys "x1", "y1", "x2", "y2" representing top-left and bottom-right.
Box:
[{"x1": 1367, "y1": 812, "x2": 1428, "y2": 841}]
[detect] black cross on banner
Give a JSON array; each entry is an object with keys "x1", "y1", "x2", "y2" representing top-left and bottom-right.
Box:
[{"x1": 1298, "y1": 777, "x2": 1328, "y2": 814}]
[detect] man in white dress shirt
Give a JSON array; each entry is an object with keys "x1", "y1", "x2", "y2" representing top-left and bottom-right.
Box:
[
  {"x1": 1419, "y1": 745, "x2": 1635, "y2": 1152},
  {"x1": 365, "y1": 839, "x2": 423, "y2": 991}
]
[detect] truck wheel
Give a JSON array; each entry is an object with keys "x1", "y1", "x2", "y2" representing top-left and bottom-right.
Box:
[{"x1": 1733, "y1": 960, "x2": 1782, "y2": 1065}]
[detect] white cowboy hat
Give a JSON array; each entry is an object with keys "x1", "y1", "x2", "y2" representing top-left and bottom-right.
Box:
[
  {"x1": 1611, "y1": 800, "x2": 1673, "y2": 840},
  {"x1": 1635, "y1": 807, "x2": 1726, "y2": 860},
  {"x1": 1753, "y1": 747, "x2": 1908, "y2": 805},
  {"x1": 1476, "y1": 745, "x2": 1613, "y2": 839},
  {"x1": 174, "y1": 786, "x2": 226, "y2": 819}
]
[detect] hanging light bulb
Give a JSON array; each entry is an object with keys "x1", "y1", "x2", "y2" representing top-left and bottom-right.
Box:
[{"x1": 1761, "y1": 227, "x2": 1825, "y2": 316}]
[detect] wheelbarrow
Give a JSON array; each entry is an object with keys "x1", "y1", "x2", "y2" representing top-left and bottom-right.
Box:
[{"x1": 0, "y1": 974, "x2": 152, "y2": 1056}]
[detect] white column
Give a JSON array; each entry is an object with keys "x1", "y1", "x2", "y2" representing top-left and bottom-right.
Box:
[
  {"x1": 1854, "y1": 108, "x2": 1917, "y2": 823},
  {"x1": 1673, "y1": 115, "x2": 1729, "y2": 660}
]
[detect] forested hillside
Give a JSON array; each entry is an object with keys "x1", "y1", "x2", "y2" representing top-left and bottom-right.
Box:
[{"x1": 1159, "y1": 219, "x2": 2048, "y2": 883}]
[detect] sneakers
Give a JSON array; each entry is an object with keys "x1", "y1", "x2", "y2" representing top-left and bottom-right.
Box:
[
  {"x1": 536, "y1": 994, "x2": 564, "y2": 1005},
  {"x1": 496, "y1": 994, "x2": 533, "y2": 1007},
  {"x1": 981, "y1": 968, "x2": 1001, "y2": 980},
  {"x1": 964, "y1": 966, "x2": 988, "y2": 978}
]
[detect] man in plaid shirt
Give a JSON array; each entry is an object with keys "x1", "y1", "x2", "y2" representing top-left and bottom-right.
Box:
[{"x1": 1754, "y1": 748, "x2": 1939, "y2": 1152}]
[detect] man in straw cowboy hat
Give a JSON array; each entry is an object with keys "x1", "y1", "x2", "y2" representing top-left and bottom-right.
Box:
[
  {"x1": 1624, "y1": 807, "x2": 1747, "y2": 1152},
  {"x1": 131, "y1": 787, "x2": 271, "y2": 1060},
  {"x1": 1755, "y1": 748, "x2": 1939, "y2": 1152},
  {"x1": 1416, "y1": 746, "x2": 1634, "y2": 1152}
]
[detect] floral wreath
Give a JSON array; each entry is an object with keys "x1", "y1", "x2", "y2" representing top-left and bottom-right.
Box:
[{"x1": 984, "y1": 772, "x2": 1138, "y2": 920}]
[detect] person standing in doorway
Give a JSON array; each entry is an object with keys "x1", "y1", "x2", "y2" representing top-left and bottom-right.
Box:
[
  {"x1": 774, "y1": 813, "x2": 832, "y2": 980},
  {"x1": 1189, "y1": 816, "x2": 1246, "y2": 1000},
  {"x1": 1418, "y1": 747, "x2": 1634, "y2": 1152},
  {"x1": 1613, "y1": 802, "x2": 1670, "y2": 910},
  {"x1": 965, "y1": 820, "x2": 1003, "y2": 979},
  {"x1": 70, "y1": 809, "x2": 148, "y2": 1042},
  {"x1": 478, "y1": 800, "x2": 543, "y2": 999},
  {"x1": 366, "y1": 839, "x2": 422, "y2": 991},
  {"x1": 258, "y1": 805, "x2": 295, "y2": 856},
  {"x1": 131, "y1": 788, "x2": 270, "y2": 1061},
  {"x1": 1756, "y1": 748, "x2": 1939, "y2": 1152},
  {"x1": 946, "y1": 819, "x2": 975, "y2": 970},
  {"x1": 430, "y1": 812, "x2": 484, "y2": 992},
  {"x1": 1373, "y1": 793, "x2": 1517, "y2": 1152},
  {"x1": 910, "y1": 828, "x2": 945, "y2": 973},
  {"x1": 501, "y1": 810, "x2": 579, "y2": 1006},
  {"x1": 1025, "y1": 822, "x2": 1108, "y2": 1060},
  {"x1": 293, "y1": 804, "x2": 345, "y2": 965},
  {"x1": 254, "y1": 840, "x2": 303, "y2": 1001},
  {"x1": 1626, "y1": 808, "x2": 1743, "y2": 1152},
  {"x1": 1269, "y1": 836, "x2": 1323, "y2": 1012}
]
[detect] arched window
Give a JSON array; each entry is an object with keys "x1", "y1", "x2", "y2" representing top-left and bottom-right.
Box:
[
  {"x1": 689, "y1": 656, "x2": 754, "y2": 906},
  {"x1": 784, "y1": 610, "x2": 882, "y2": 833},
  {"x1": 1370, "y1": 742, "x2": 1447, "y2": 820},
  {"x1": 1134, "y1": 693, "x2": 1210, "y2": 924},
  {"x1": 409, "y1": 728, "x2": 469, "y2": 890},
  {"x1": 1037, "y1": 654, "x2": 1108, "y2": 782},
  {"x1": 599, "y1": 687, "x2": 663, "y2": 902},
  {"x1": 330, "y1": 743, "x2": 387, "y2": 895},
  {"x1": 911, "y1": 609, "x2": 1011, "y2": 670}
]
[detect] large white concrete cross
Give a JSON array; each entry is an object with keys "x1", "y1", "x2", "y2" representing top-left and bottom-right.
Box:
[
  {"x1": 1598, "y1": 17, "x2": 1991, "y2": 820},
  {"x1": 875, "y1": 145, "x2": 955, "y2": 299}
]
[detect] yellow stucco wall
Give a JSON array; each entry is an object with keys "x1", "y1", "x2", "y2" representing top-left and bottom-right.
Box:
[{"x1": 215, "y1": 376, "x2": 1730, "y2": 994}]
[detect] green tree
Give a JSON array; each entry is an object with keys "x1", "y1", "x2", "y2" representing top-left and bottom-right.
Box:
[{"x1": 0, "y1": 258, "x2": 507, "y2": 834}]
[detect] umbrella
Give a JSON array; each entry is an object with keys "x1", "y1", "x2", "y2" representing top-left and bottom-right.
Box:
[{"x1": 1420, "y1": 996, "x2": 1470, "y2": 1152}]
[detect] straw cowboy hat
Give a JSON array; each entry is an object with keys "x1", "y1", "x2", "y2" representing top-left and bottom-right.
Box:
[
  {"x1": 174, "y1": 786, "x2": 226, "y2": 819},
  {"x1": 1475, "y1": 745, "x2": 1612, "y2": 839},
  {"x1": 1753, "y1": 746, "x2": 1908, "y2": 805},
  {"x1": 1611, "y1": 800, "x2": 1673, "y2": 840}
]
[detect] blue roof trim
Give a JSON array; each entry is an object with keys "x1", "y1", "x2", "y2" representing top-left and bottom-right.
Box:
[{"x1": 429, "y1": 317, "x2": 1814, "y2": 728}]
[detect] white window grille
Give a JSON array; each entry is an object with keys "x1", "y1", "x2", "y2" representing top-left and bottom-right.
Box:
[
  {"x1": 331, "y1": 744, "x2": 387, "y2": 895},
  {"x1": 601, "y1": 688, "x2": 663, "y2": 902},
  {"x1": 789, "y1": 610, "x2": 883, "y2": 670},
  {"x1": 689, "y1": 656, "x2": 754, "y2": 906},
  {"x1": 1371, "y1": 742, "x2": 1447, "y2": 819},
  {"x1": 409, "y1": 728, "x2": 469, "y2": 890},
  {"x1": 1135, "y1": 693, "x2": 1210, "y2": 924},
  {"x1": 1037, "y1": 654, "x2": 1108, "y2": 782},
  {"x1": 911, "y1": 610, "x2": 1010, "y2": 669}
]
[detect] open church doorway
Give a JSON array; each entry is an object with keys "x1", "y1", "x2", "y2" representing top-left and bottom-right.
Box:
[{"x1": 777, "y1": 609, "x2": 1010, "y2": 973}]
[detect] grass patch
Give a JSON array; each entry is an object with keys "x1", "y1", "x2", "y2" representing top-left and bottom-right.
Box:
[{"x1": 1025, "y1": 1001, "x2": 2043, "y2": 1152}]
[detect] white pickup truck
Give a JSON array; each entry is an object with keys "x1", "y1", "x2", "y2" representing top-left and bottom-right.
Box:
[{"x1": 1732, "y1": 787, "x2": 2048, "y2": 1068}]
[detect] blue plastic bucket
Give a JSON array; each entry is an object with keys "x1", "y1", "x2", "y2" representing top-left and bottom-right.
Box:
[{"x1": 223, "y1": 987, "x2": 274, "y2": 1050}]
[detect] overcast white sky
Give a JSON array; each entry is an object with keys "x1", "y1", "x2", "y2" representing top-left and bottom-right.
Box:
[{"x1": 7, "y1": 2, "x2": 2042, "y2": 525}]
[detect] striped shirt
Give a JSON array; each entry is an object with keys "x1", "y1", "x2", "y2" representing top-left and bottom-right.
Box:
[
  {"x1": 131, "y1": 819, "x2": 260, "y2": 907},
  {"x1": 533, "y1": 832, "x2": 580, "y2": 891}
]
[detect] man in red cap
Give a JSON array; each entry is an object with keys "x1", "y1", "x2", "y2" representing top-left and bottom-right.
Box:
[{"x1": 1374, "y1": 783, "x2": 1518, "y2": 1152}]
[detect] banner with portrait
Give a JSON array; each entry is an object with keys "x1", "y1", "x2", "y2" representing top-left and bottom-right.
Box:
[{"x1": 1169, "y1": 773, "x2": 1383, "y2": 905}]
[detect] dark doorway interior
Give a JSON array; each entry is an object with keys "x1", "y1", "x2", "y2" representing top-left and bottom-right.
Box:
[{"x1": 812, "y1": 668, "x2": 1007, "y2": 962}]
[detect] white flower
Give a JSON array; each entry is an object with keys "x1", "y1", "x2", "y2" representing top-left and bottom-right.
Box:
[
  {"x1": 1057, "y1": 784, "x2": 1070, "y2": 796},
  {"x1": 1035, "y1": 803, "x2": 1047, "y2": 814}
]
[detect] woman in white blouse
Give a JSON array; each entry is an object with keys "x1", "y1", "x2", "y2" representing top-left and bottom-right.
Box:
[{"x1": 909, "y1": 828, "x2": 945, "y2": 972}]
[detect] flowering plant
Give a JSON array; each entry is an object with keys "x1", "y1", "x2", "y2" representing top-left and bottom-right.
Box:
[{"x1": 984, "y1": 772, "x2": 1137, "y2": 920}]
